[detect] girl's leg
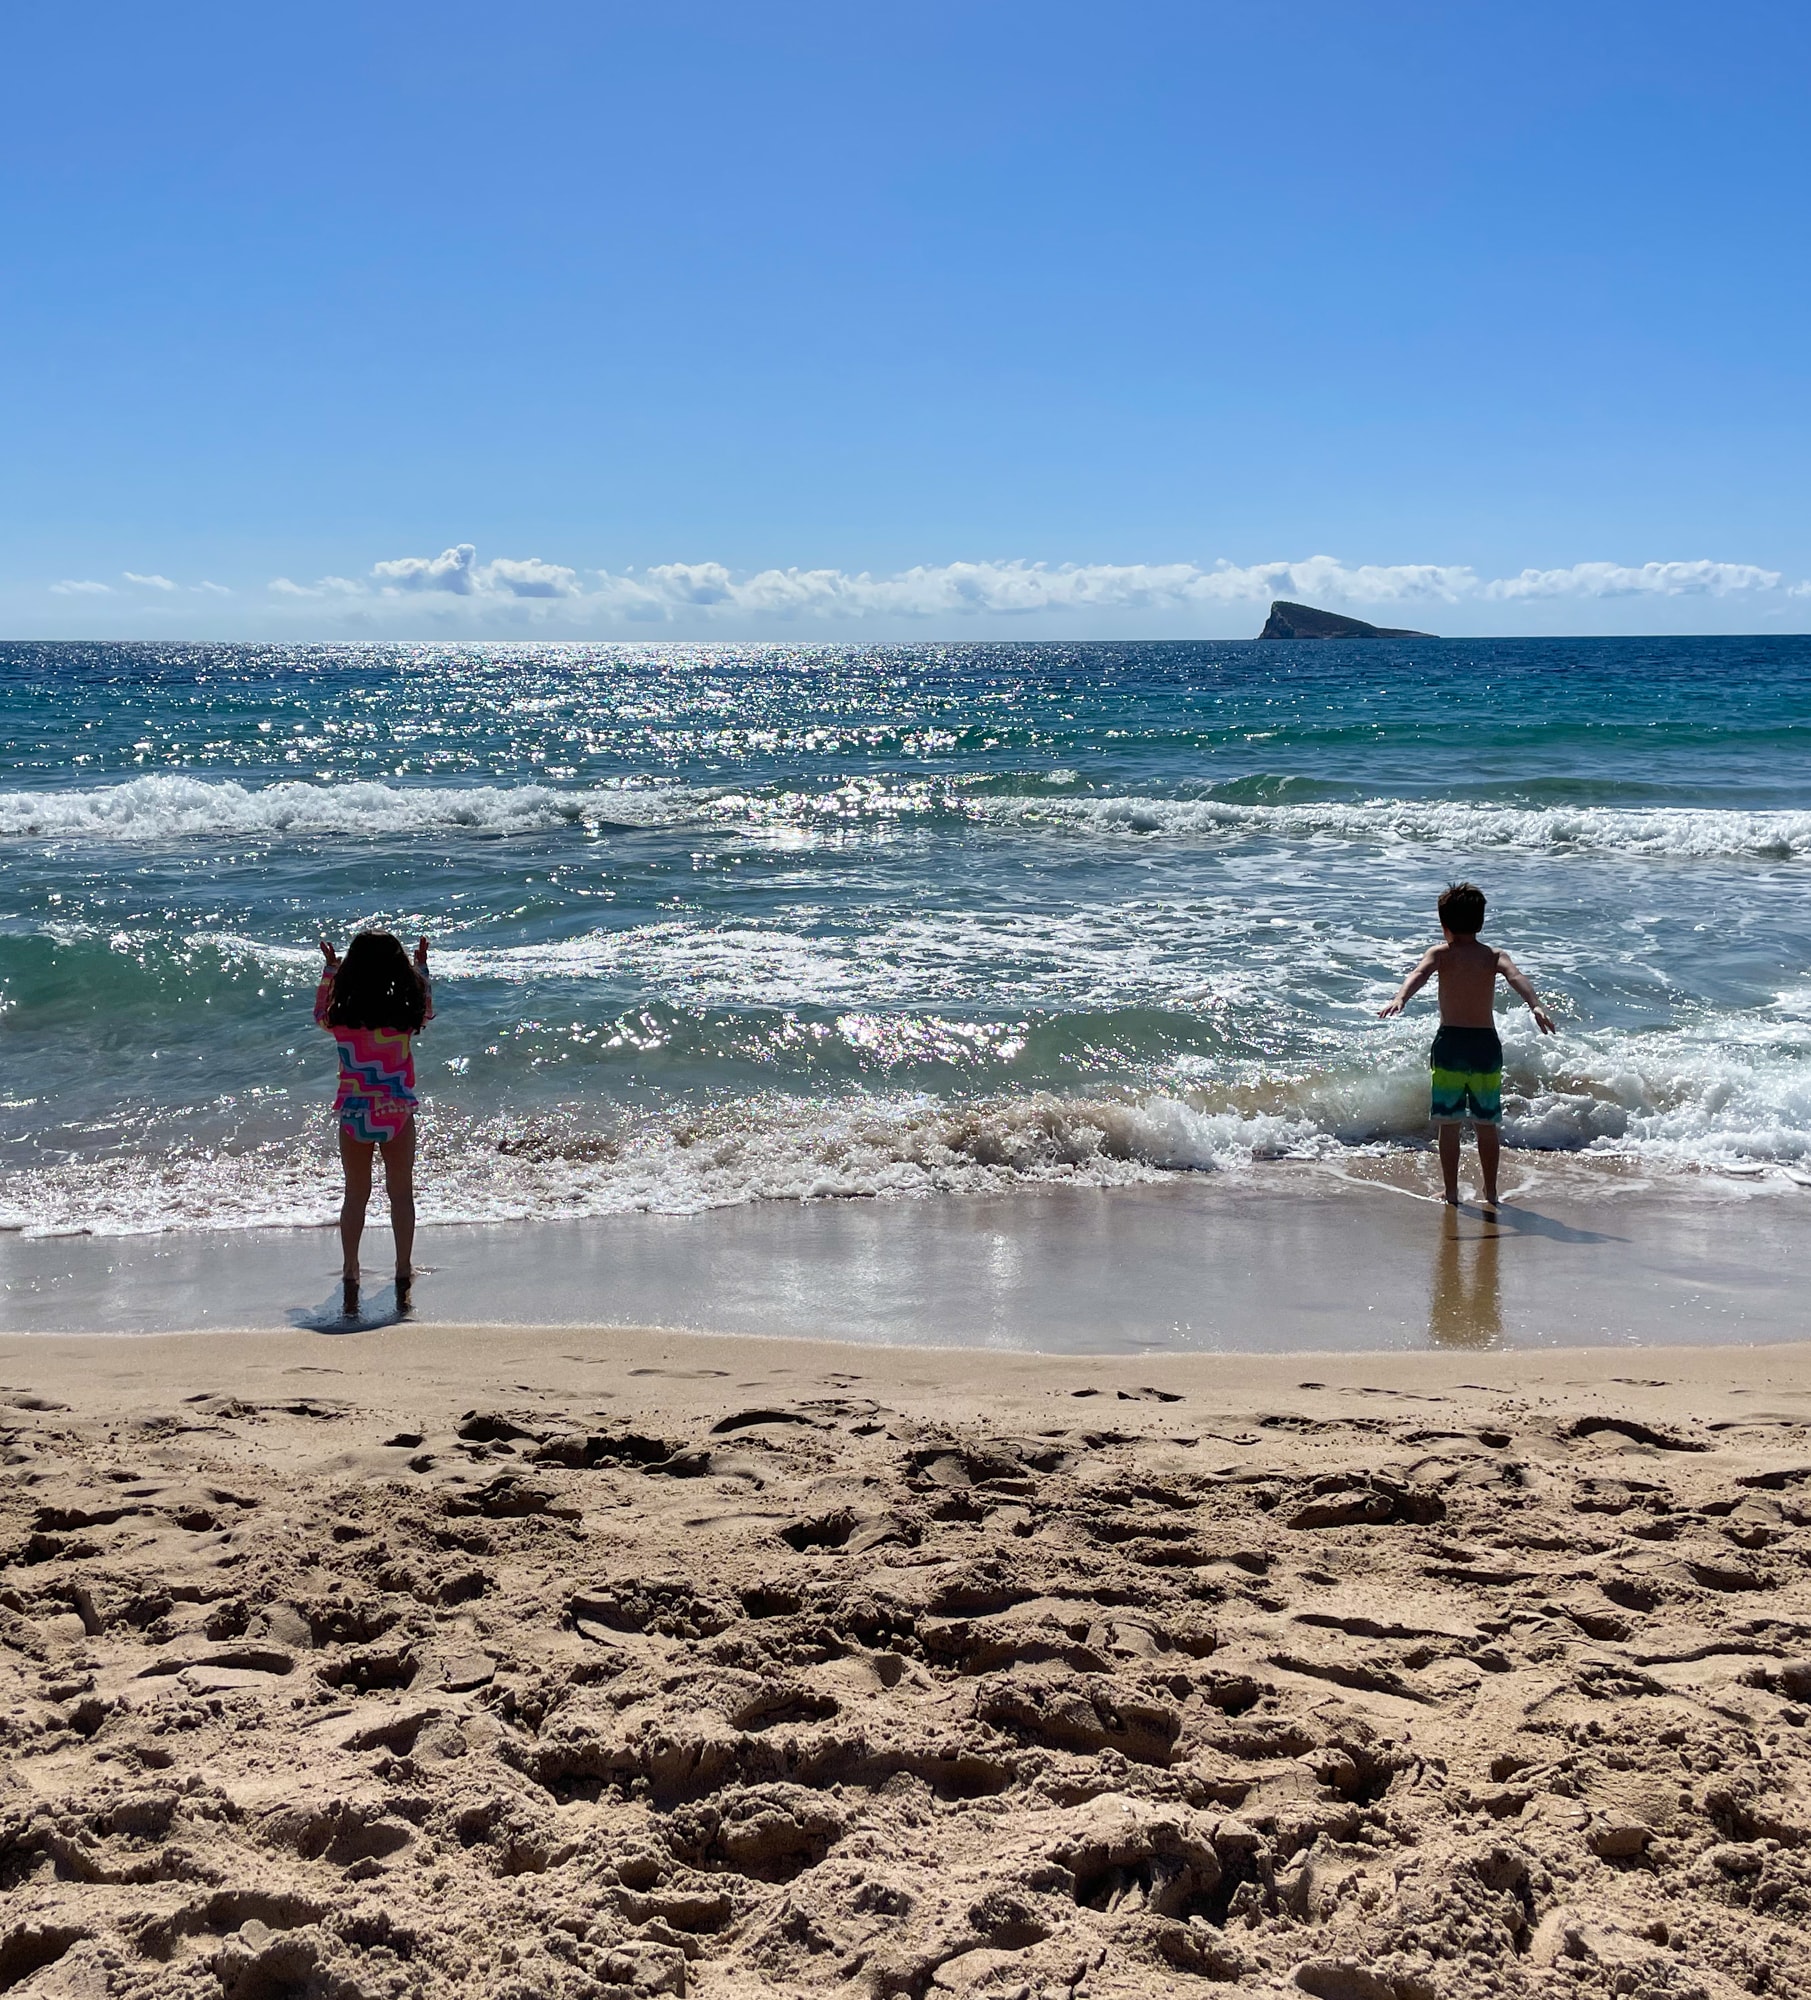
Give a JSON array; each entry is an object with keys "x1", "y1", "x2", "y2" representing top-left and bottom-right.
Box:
[
  {"x1": 379, "y1": 1118, "x2": 417, "y2": 1286},
  {"x1": 338, "y1": 1128, "x2": 375, "y2": 1277}
]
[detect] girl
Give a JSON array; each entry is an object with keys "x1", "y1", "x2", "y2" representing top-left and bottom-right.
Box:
[{"x1": 315, "y1": 930, "x2": 433, "y2": 1316}]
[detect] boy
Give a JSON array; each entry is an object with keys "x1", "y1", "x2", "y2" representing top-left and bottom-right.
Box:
[{"x1": 1378, "y1": 882, "x2": 1556, "y2": 1208}]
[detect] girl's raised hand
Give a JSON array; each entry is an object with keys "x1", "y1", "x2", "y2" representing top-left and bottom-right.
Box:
[
  {"x1": 319, "y1": 937, "x2": 340, "y2": 971},
  {"x1": 414, "y1": 935, "x2": 430, "y2": 970}
]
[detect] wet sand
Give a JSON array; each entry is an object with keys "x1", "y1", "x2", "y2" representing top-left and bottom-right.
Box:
[
  {"x1": 4, "y1": 1324, "x2": 1811, "y2": 1996},
  {"x1": 4, "y1": 1156, "x2": 1809, "y2": 1350}
]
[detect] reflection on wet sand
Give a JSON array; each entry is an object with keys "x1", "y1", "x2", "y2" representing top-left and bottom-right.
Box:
[
  {"x1": 2, "y1": 1164, "x2": 1801, "y2": 1352},
  {"x1": 1429, "y1": 1205, "x2": 1502, "y2": 1346}
]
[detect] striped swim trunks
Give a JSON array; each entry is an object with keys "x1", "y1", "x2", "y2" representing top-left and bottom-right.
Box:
[{"x1": 1430, "y1": 1024, "x2": 1503, "y2": 1126}]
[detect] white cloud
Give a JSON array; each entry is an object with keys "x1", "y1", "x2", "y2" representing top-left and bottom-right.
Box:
[
  {"x1": 368, "y1": 543, "x2": 579, "y2": 598},
  {"x1": 245, "y1": 546, "x2": 1806, "y2": 627},
  {"x1": 577, "y1": 554, "x2": 1796, "y2": 619},
  {"x1": 194, "y1": 580, "x2": 233, "y2": 596},
  {"x1": 371, "y1": 543, "x2": 480, "y2": 594},
  {"x1": 269, "y1": 575, "x2": 364, "y2": 597},
  {"x1": 122, "y1": 571, "x2": 177, "y2": 591},
  {"x1": 50, "y1": 579, "x2": 113, "y2": 596},
  {"x1": 582, "y1": 557, "x2": 1346, "y2": 619},
  {"x1": 481, "y1": 555, "x2": 582, "y2": 598},
  {"x1": 1483, "y1": 560, "x2": 1781, "y2": 600}
]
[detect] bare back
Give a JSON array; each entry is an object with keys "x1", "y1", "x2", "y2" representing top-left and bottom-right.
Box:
[
  {"x1": 1431, "y1": 936, "x2": 1505, "y2": 1028},
  {"x1": 1379, "y1": 927, "x2": 1553, "y2": 1039}
]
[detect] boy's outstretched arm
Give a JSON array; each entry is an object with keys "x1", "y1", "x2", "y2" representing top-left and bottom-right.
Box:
[
  {"x1": 1496, "y1": 951, "x2": 1557, "y2": 1034},
  {"x1": 1378, "y1": 948, "x2": 1438, "y2": 1019}
]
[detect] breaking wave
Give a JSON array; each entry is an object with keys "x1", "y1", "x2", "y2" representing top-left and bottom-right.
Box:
[
  {"x1": 0, "y1": 775, "x2": 681, "y2": 840},
  {"x1": 3, "y1": 773, "x2": 1811, "y2": 860},
  {"x1": 979, "y1": 794, "x2": 1811, "y2": 860},
  {"x1": 6, "y1": 1016, "x2": 1811, "y2": 1237}
]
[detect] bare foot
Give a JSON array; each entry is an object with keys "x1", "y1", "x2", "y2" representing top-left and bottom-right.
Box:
[
  {"x1": 395, "y1": 1270, "x2": 413, "y2": 1312},
  {"x1": 341, "y1": 1274, "x2": 360, "y2": 1319}
]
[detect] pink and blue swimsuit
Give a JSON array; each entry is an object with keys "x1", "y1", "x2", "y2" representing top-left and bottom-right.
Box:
[{"x1": 314, "y1": 972, "x2": 433, "y2": 1143}]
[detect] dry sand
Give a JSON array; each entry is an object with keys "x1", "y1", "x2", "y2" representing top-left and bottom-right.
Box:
[{"x1": 4, "y1": 1324, "x2": 1811, "y2": 1998}]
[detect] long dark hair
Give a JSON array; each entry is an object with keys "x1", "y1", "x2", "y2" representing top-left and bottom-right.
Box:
[{"x1": 326, "y1": 931, "x2": 428, "y2": 1033}]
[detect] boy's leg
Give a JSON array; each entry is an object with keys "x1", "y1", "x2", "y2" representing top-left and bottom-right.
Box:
[
  {"x1": 379, "y1": 1120, "x2": 417, "y2": 1283},
  {"x1": 338, "y1": 1130, "x2": 375, "y2": 1278},
  {"x1": 1476, "y1": 1122, "x2": 1501, "y2": 1207},
  {"x1": 1437, "y1": 1122, "x2": 1462, "y2": 1204}
]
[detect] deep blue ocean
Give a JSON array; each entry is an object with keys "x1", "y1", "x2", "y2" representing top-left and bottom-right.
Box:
[{"x1": 1, "y1": 637, "x2": 1808, "y2": 1234}]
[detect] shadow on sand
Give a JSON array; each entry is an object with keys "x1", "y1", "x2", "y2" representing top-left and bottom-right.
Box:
[{"x1": 1484, "y1": 1199, "x2": 1625, "y2": 1246}]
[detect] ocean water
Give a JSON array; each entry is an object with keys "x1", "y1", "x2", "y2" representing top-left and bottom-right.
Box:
[{"x1": 1, "y1": 636, "x2": 1808, "y2": 1237}]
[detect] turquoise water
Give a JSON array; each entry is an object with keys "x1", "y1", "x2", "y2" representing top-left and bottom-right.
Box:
[{"x1": 1, "y1": 637, "x2": 1808, "y2": 1234}]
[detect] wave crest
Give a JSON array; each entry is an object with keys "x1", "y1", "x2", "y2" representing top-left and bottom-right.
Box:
[
  {"x1": 0, "y1": 1088, "x2": 1323, "y2": 1235},
  {"x1": 8, "y1": 1018, "x2": 1811, "y2": 1236},
  {"x1": 2, "y1": 774, "x2": 1809, "y2": 859},
  {"x1": 0, "y1": 774, "x2": 675, "y2": 840},
  {"x1": 979, "y1": 794, "x2": 1811, "y2": 859}
]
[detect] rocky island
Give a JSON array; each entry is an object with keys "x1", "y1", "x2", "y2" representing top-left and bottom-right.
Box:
[{"x1": 1258, "y1": 599, "x2": 1435, "y2": 639}]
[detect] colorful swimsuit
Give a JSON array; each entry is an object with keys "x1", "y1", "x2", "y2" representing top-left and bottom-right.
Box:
[
  {"x1": 1429, "y1": 1023, "x2": 1503, "y2": 1127},
  {"x1": 314, "y1": 972, "x2": 433, "y2": 1143}
]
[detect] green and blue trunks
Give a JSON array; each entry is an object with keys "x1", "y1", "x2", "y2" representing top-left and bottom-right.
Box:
[{"x1": 1429, "y1": 1024, "x2": 1503, "y2": 1126}]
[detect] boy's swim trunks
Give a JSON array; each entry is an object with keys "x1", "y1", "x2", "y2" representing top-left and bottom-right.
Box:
[{"x1": 1430, "y1": 1024, "x2": 1503, "y2": 1126}]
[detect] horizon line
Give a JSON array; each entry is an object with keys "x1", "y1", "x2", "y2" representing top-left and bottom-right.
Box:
[{"x1": 8, "y1": 627, "x2": 1811, "y2": 647}]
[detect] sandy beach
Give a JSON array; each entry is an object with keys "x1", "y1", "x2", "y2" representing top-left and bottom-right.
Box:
[{"x1": 5, "y1": 1320, "x2": 1811, "y2": 1998}]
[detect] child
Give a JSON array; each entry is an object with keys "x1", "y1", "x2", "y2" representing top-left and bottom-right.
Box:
[
  {"x1": 1378, "y1": 882, "x2": 1555, "y2": 1208},
  {"x1": 315, "y1": 931, "x2": 433, "y2": 1316}
]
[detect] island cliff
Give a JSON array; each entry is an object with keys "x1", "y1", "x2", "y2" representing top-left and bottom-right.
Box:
[{"x1": 1258, "y1": 599, "x2": 1435, "y2": 639}]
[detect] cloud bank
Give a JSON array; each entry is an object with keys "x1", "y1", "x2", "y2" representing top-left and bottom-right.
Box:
[
  {"x1": 256, "y1": 546, "x2": 1797, "y2": 623},
  {"x1": 37, "y1": 547, "x2": 1806, "y2": 634}
]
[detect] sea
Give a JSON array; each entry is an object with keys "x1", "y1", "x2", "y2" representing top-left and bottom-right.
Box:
[{"x1": 1, "y1": 636, "x2": 1808, "y2": 1238}]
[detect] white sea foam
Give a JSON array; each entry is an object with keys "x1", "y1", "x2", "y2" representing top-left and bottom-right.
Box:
[
  {"x1": 192, "y1": 899, "x2": 1322, "y2": 1012},
  {"x1": 0, "y1": 774, "x2": 683, "y2": 840},
  {"x1": 6, "y1": 1016, "x2": 1810, "y2": 1237},
  {"x1": 978, "y1": 794, "x2": 1811, "y2": 860},
  {"x1": 1503, "y1": 1013, "x2": 1811, "y2": 1170},
  {"x1": 3, "y1": 774, "x2": 1810, "y2": 860},
  {"x1": 0, "y1": 1088, "x2": 1298, "y2": 1236}
]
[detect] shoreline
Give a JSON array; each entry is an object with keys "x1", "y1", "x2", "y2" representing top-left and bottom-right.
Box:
[
  {"x1": 5, "y1": 1323, "x2": 1810, "y2": 1997},
  {"x1": 5, "y1": 1154, "x2": 1809, "y2": 1351}
]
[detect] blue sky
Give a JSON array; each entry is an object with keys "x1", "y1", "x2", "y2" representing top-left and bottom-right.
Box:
[{"x1": 5, "y1": 1, "x2": 1808, "y2": 638}]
